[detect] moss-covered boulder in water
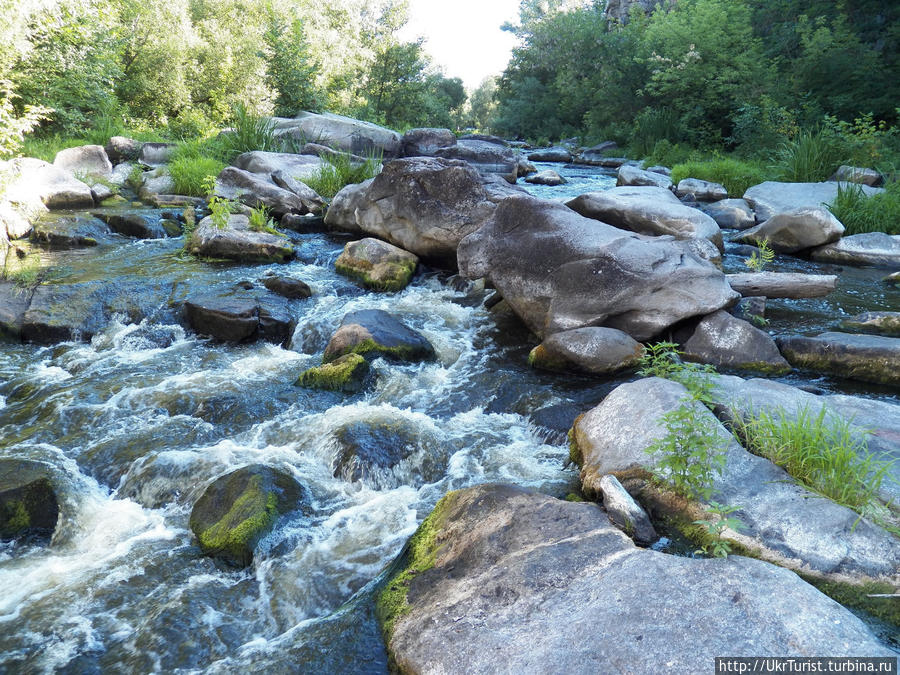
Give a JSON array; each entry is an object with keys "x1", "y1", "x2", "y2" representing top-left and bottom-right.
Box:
[
  {"x1": 189, "y1": 465, "x2": 305, "y2": 567},
  {"x1": 295, "y1": 353, "x2": 370, "y2": 392},
  {"x1": 335, "y1": 238, "x2": 418, "y2": 292},
  {"x1": 0, "y1": 459, "x2": 60, "y2": 543},
  {"x1": 323, "y1": 309, "x2": 435, "y2": 364}
]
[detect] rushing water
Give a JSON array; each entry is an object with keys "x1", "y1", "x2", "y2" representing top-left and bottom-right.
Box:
[{"x1": 1, "y1": 164, "x2": 897, "y2": 671}]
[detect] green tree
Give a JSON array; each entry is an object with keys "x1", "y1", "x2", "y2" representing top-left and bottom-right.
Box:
[{"x1": 264, "y1": 12, "x2": 323, "y2": 116}]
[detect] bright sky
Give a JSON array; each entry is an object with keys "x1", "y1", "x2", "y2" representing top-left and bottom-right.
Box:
[{"x1": 399, "y1": 0, "x2": 521, "y2": 90}]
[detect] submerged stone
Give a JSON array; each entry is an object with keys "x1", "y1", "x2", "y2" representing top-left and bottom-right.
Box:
[
  {"x1": 323, "y1": 309, "x2": 435, "y2": 363},
  {"x1": 776, "y1": 331, "x2": 900, "y2": 386},
  {"x1": 189, "y1": 464, "x2": 305, "y2": 567}
]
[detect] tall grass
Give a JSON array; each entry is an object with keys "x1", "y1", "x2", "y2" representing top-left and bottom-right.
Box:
[
  {"x1": 772, "y1": 128, "x2": 847, "y2": 182},
  {"x1": 305, "y1": 151, "x2": 382, "y2": 200},
  {"x1": 733, "y1": 405, "x2": 895, "y2": 521},
  {"x1": 628, "y1": 107, "x2": 683, "y2": 159},
  {"x1": 169, "y1": 139, "x2": 227, "y2": 197},
  {"x1": 220, "y1": 103, "x2": 280, "y2": 161},
  {"x1": 670, "y1": 157, "x2": 768, "y2": 197},
  {"x1": 827, "y1": 181, "x2": 900, "y2": 236}
]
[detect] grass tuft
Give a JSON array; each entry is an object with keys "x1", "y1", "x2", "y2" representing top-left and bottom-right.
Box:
[
  {"x1": 827, "y1": 181, "x2": 900, "y2": 236},
  {"x1": 305, "y1": 151, "x2": 382, "y2": 200},
  {"x1": 771, "y1": 127, "x2": 846, "y2": 183},
  {"x1": 670, "y1": 157, "x2": 768, "y2": 197}
]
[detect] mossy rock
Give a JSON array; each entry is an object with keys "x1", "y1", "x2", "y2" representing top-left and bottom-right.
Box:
[
  {"x1": 323, "y1": 309, "x2": 435, "y2": 364},
  {"x1": 334, "y1": 238, "x2": 419, "y2": 292},
  {"x1": 189, "y1": 464, "x2": 306, "y2": 567},
  {"x1": 0, "y1": 459, "x2": 60, "y2": 543},
  {"x1": 295, "y1": 353, "x2": 370, "y2": 392}
]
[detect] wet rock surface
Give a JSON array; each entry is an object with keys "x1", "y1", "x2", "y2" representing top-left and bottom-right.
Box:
[
  {"x1": 776, "y1": 331, "x2": 900, "y2": 386},
  {"x1": 323, "y1": 309, "x2": 435, "y2": 363},
  {"x1": 682, "y1": 310, "x2": 790, "y2": 374}
]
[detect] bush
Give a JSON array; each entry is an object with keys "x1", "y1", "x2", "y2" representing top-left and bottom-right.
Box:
[
  {"x1": 642, "y1": 139, "x2": 699, "y2": 169},
  {"x1": 771, "y1": 127, "x2": 847, "y2": 182},
  {"x1": 827, "y1": 182, "x2": 900, "y2": 236},
  {"x1": 670, "y1": 157, "x2": 768, "y2": 197},
  {"x1": 628, "y1": 107, "x2": 685, "y2": 159},
  {"x1": 305, "y1": 152, "x2": 382, "y2": 200}
]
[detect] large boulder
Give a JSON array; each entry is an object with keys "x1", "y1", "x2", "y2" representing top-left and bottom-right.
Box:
[
  {"x1": 53, "y1": 145, "x2": 113, "y2": 178},
  {"x1": 840, "y1": 311, "x2": 900, "y2": 337},
  {"x1": 378, "y1": 484, "x2": 892, "y2": 675},
  {"x1": 3, "y1": 158, "x2": 94, "y2": 210},
  {"x1": 137, "y1": 142, "x2": 175, "y2": 167},
  {"x1": 138, "y1": 167, "x2": 175, "y2": 200},
  {"x1": 572, "y1": 377, "x2": 900, "y2": 579},
  {"x1": 93, "y1": 211, "x2": 174, "y2": 239},
  {"x1": 701, "y1": 198, "x2": 755, "y2": 230},
  {"x1": 400, "y1": 128, "x2": 457, "y2": 157},
  {"x1": 270, "y1": 170, "x2": 326, "y2": 213},
  {"x1": 776, "y1": 331, "x2": 900, "y2": 386},
  {"x1": 829, "y1": 165, "x2": 883, "y2": 187},
  {"x1": 31, "y1": 214, "x2": 114, "y2": 249},
  {"x1": 735, "y1": 207, "x2": 844, "y2": 253},
  {"x1": 187, "y1": 214, "x2": 294, "y2": 263},
  {"x1": 215, "y1": 167, "x2": 306, "y2": 216},
  {"x1": 0, "y1": 201, "x2": 33, "y2": 240},
  {"x1": 189, "y1": 464, "x2": 306, "y2": 567},
  {"x1": 0, "y1": 459, "x2": 60, "y2": 543},
  {"x1": 232, "y1": 151, "x2": 324, "y2": 183},
  {"x1": 616, "y1": 164, "x2": 673, "y2": 189},
  {"x1": 334, "y1": 237, "x2": 418, "y2": 291},
  {"x1": 295, "y1": 353, "x2": 370, "y2": 393},
  {"x1": 675, "y1": 178, "x2": 727, "y2": 201},
  {"x1": 527, "y1": 146, "x2": 573, "y2": 163},
  {"x1": 272, "y1": 112, "x2": 402, "y2": 157},
  {"x1": 566, "y1": 186, "x2": 723, "y2": 248},
  {"x1": 810, "y1": 232, "x2": 900, "y2": 268},
  {"x1": 524, "y1": 169, "x2": 566, "y2": 186},
  {"x1": 435, "y1": 139, "x2": 518, "y2": 182},
  {"x1": 682, "y1": 310, "x2": 790, "y2": 374},
  {"x1": 323, "y1": 309, "x2": 435, "y2": 363},
  {"x1": 0, "y1": 282, "x2": 33, "y2": 339},
  {"x1": 528, "y1": 327, "x2": 643, "y2": 375},
  {"x1": 743, "y1": 181, "x2": 883, "y2": 222},
  {"x1": 458, "y1": 194, "x2": 738, "y2": 341},
  {"x1": 184, "y1": 290, "x2": 294, "y2": 345},
  {"x1": 579, "y1": 141, "x2": 618, "y2": 163},
  {"x1": 726, "y1": 272, "x2": 837, "y2": 299},
  {"x1": 324, "y1": 157, "x2": 515, "y2": 267},
  {"x1": 105, "y1": 136, "x2": 143, "y2": 164}
]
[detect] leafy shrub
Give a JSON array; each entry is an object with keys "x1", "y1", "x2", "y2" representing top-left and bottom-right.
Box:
[
  {"x1": 642, "y1": 139, "x2": 698, "y2": 169},
  {"x1": 693, "y1": 501, "x2": 743, "y2": 558},
  {"x1": 637, "y1": 342, "x2": 716, "y2": 406},
  {"x1": 771, "y1": 127, "x2": 847, "y2": 182},
  {"x1": 827, "y1": 181, "x2": 900, "y2": 236},
  {"x1": 744, "y1": 239, "x2": 774, "y2": 272},
  {"x1": 628, "y1": 107, "x2": 684, "y2": 159},
  {"x1": 0, "y1": 84, "x2": 51, "y2": 159},
  {"x1": 729, "y1": 96, "x2": 799, "y2": 155},
  {"x1": 670, "y1": 157, "x2": 768, "y2": 197},
  {"x1": 305, "y1": 151, "x2": 382, "y2": 200},
  {"x1": 203, "y1": 176, "x2": 235, "y2": 229}
]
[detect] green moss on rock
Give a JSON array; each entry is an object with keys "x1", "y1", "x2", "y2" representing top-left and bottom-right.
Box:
[
  {"x1": 800, "y1": 577, "x2": 900, "y2": 629},
  {"x1": 296, "y1": 353, "x2": 369, "y2": 392},
  {"x1": 335, "y1": 258, "x2": 416, "y2": 292}
]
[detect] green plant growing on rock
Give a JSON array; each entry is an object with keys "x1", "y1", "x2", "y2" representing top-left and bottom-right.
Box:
[
  {"x1": 1, "y1": 248, "x2": 42, "y2": 287},
  {"x1": 304, "y1": 151, "x2": 382, "y2": 200},
  {"x1": 638, "y1": 341, "x2": 716, "y2": 406},
  {"x1": 203, "y1": 175, "x2": 235, "y2": 229},
  {"x1": 645, "y1": 397, "x2": 728, "y2": 501},
  {"x1": 827, "y1": 182, "x2": 900, "y2": 236},
  {"x1": 248, "y1": 204, "x2": 279, "y2": 235},
  {"x1": 693, "y1": 501, "x2": 743, "y2": 558},
  {"x1": 744, "y1": 239, "x2": 774, "y2": 273}
]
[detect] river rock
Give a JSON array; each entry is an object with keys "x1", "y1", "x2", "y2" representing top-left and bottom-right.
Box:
[
  {"x1": 105, "y1": 136, "x2": 143, "y2": 164},
  {"x1": 524, "y1": 169, "x2": 566, "y2": 186},
  {"x1": 107, "y1": 161, "x2": 137, "y2": 187},
  {"x1": 571, "y1": 377, "x2": 900, "y2": 579},
  {"x1": 53, "y1": 145, "x2": 112, "y2": 178},
  {"x1": 708, "y1": 374, "x2": 900, "y2": 505},
  {"x1": 323, "y1": 309, "x2": 435, "y2": 363},
  {"x1": 272, "y1": 112, "x2": 402, "y2": 158},
  {"x1": 646, "y1": 165, "x2": 671, "y2": 176},
  {"x1": 0, "y1": 459, "x2": 60, "y2": 543},
  {"x1": 887, "y1": 272, "x2": 900, "y2": 285},
  {"x1": 598, "y1": 474, "x2": 657, "y2": 544},
  {"x1": 378, "y1": 484, "x2": 892, "y2": 675},
  {"x1": 138, "y1": 167, "x2": 175, "y2": 200},
  {"x1": 726, "y1": 272, "x2": 837, "y2": 299},
  {"x1": 232, "y1": 151, "x2": 324, "y2": 182},
  {"x1": 701, "y1": 198, "x2": 755, "y2": 229},
  {"x1": 189, "y1": 464, "x2": 305, "y2": 567},
  {"x1": 3, "y1": 158, "x2": 94, "y2": 210},
  {"x1": 459, "y1": 194, "x2": 738, "y2": 341},
  {"x1": 840, "y1": 311, "x2": 900, "y2": 337},
  {"x1": 215, "y1": 167, "x2": 306, "y2": 216},
  {"x1": 829, "y1": 165, "x2": 883, "y2": 187},
  {"x1": 400, "y1": 128, "x2": 457, "y2": 157},
  {"x1": 682, "y1": 310, "x2": 790, "y2": 374},
  {"x1": 616, "y1": 165, "x2": 673, "y2": 190},
  {"x1": 187, "y1": 214, "x2": 293, "y2": 263},
  {"x1": 30, "y1": 214, "x2": 113, "y2": 249},
  {"x1": 516, "y1": 157, "x2": 537, "y2": 177},
  {"x1": 776, "y1": 331, "x2": 900, "y2": 386},
  {"x1": 93, "y1": 212, "x2": 170, "y2": 239},
  {"x1": 330, "y1": 419, "x2": 425, "y2": 489},
  {"x1": 298, "y1": 142, "x2": 368, "y2": 166},
  {"x1": 527, "y1": 146, "x2": 572, "y2": 163},
  {"x1": 184, "y1": 290, "x2": 294, "y2": 345},
  {"x1": 809, "y1": 232, "x2": 900, "y2": 268},
  {"x1": 729, "y1": 296, "x2": 767, "y2": 325},
  {"x1": 735, "y1": 207, "x2": 844, "y2": 253},
  {"x1": 743, "y1": 181, "x2": 883, "y2": 222},
  {"x1": 137, "y1": 142, "x2": 175, "y2": 167},
  {"x1": 0, "y1": 282, "x2": 33, "y2": 339},
  {"x1": 295, "y1": 353, "x2": 370, "y2": 393},
  {"x1": 324, "y1": 157, "x2": 513, "y2": 267},
  {"x1": 528, "y1": 327, "x2": 643, "y2": 375},
  {"x1": 580, "y1": 141, "x2": 617, "y2": 163},
  {"x1": 675, "y1": 178, "x2": 727, "y2": 201},
  {"x1": 270, "y1": 170, "x2": 326, "y2": 213},
  {"x1": 335, "y1": 238, "x2": 418, "y2": 291},
  {"x1": 435, "y1": 139, "x2": 518, "y2": 182},
  {"x1": 261, "y1": 275, "x2": 312, "y2": 299},
  {"x1": 566, "y1": 186, "x2": 722, "y2": 248},
  {"x1": 0, "y1": 201, "x2": 32, "y2": 240}
]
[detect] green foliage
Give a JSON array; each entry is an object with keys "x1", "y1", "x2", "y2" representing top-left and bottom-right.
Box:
[
  {"x1": 670, "y1": 157, "x2": 768, "y2": 197},
  {"x1": 771, "y1": 127, "x2": 847, "y2": 182},
  {"x1": 170, "y1": 142, "x2": 226, "y2": 197},
  {"x1": 1, "y1": 249, "x2": 43, "y2": 287},
  {"x1": 219, "y1": 103, "x2": 279, "y2": 161},
  {"x1": 728, "y1": 95, "x2": 799, "y2": 154},
  {"x1": 0, "y1": 82, "x2": 50, "y2": 159},
  {"x1": 638, "y1": 341, "x2": 717, "y2": 405},
  {"x1": 247, "y1": 204, "x2": 278, "y2": 235},
  {"x1": 203, "y1": 175, "x2": 234, "y2": 229},
  {"x1": 305, "y1": 152, "x2": 382, "y2": 201},
  {"x1": 645, "y1": 396, "x2": 728, "y2": 501},
  {"x1": 693, "y1": 501, "x2": 743, "y2": 558},
  {"x1": 265, "y1": 14, "x2": 323, "y2": 116},
  {"x1": 827, "y1": 182, "x2": 900, "y2": 236},
  {"x1": 744, "y1": 239, "x2": 774, "y2": 273},
  {"x1": 629, "y1": 108, "x2": 684, "y2": 158},
  {"x1": 642, "y1": 139, "x2": 698, "y2": 169},
  {"x1": 733, "y1": 404, "x2": 896, "y2": 522}
]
